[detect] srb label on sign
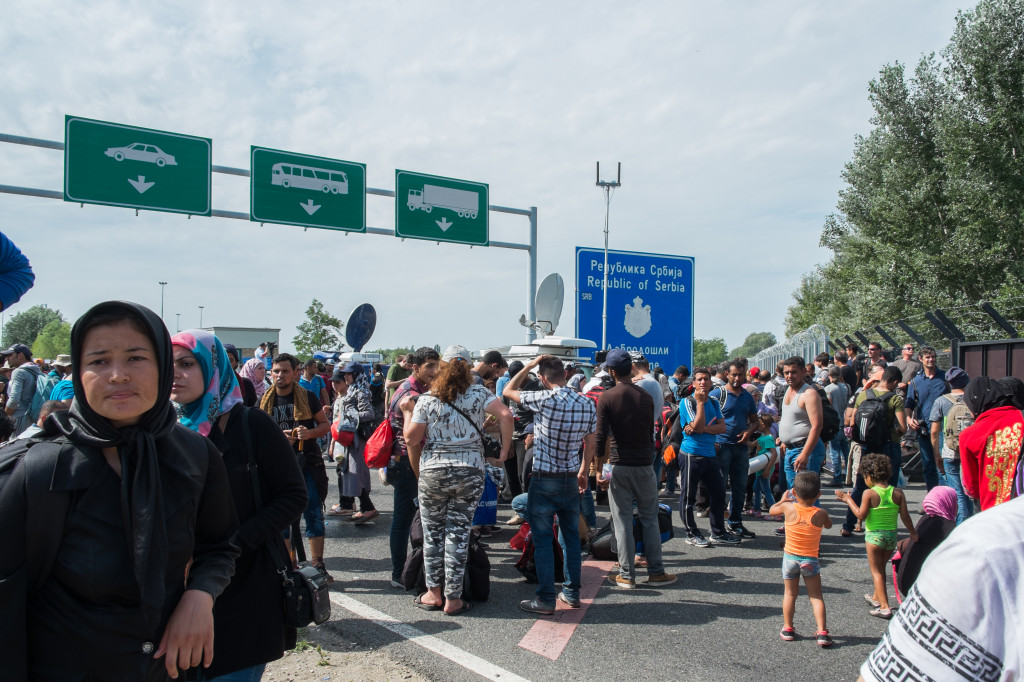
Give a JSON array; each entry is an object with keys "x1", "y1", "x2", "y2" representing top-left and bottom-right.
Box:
[{"x1": 575, "y1": 247, "x2": 694, "y2": 371}]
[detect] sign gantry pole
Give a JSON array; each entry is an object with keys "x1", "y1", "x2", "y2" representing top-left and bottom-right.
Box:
[{"x1": 596, "y1": 162, "x2": 621, "y2": 351}]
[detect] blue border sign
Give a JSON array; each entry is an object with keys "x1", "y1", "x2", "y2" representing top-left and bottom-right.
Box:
[{"x1": 575, "y1": 247, "x2": 694, "y2": 371}]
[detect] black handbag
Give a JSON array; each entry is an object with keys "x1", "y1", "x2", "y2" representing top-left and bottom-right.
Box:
[{"x1": 241, "y1": 408, "x2": 331, "y2": 627}]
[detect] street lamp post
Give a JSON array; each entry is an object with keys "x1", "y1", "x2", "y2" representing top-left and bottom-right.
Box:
[
  {"x1": 595, "y1": 162, "x2": 622, "y2": 350},
  {"x1": 199, "y1": 306, "x2": 204, "y2": 328},
  {"x1": 158, "y1": 281, "x2": 167, "y2": 320},
  {"x1": 175, "y1": 313, "x2": 180, "y2": 333}
]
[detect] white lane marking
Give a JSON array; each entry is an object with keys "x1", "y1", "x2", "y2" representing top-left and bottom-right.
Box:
[{"x1": 329, "y1": 592, "x2": 532, "y2": 682}]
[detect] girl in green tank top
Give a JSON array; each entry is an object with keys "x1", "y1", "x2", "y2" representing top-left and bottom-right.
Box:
[{"x1": 835, "y1": 453, "x2": 918, "y2": 619}]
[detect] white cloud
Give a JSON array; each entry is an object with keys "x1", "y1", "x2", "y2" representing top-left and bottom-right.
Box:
[{"x1": 0, "y1": 0, "x2": 967, "y2": 359}]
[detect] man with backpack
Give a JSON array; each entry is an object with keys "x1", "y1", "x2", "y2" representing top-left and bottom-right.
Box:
[
  {"x1": 1, "y1": 344, "x2": 42, "y2": 436},
  {"x1": 929, "y1": 367, "x2": 973, "y2": 524},
  {"x1": 841, "y1": 364, "x2": 907, "y2": 536}
]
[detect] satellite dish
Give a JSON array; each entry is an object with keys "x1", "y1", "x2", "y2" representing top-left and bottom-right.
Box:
[
  {"x1": 345, "y1": 303, "x2": 377, "y2": 352},
  {"x1": 534, "y1": 273, "x2": 564, "y2": 336}
]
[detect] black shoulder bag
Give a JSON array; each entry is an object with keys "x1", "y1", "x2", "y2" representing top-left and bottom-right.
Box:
[
  {"x1": 442, "y1": 398, "x2": 502, "y2": 461},
  {"x1": 240, "y1": 408, "x2": 331, "y2": 627}
]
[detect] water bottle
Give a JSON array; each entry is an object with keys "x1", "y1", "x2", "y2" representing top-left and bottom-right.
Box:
[{"x1": 602, "y1": 462, "x2": 612, "y2": 480}]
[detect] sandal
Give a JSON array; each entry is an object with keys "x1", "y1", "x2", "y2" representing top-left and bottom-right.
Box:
[
  {"x1": 840, "y1": 529, "x2": 852, "y2": 537},
  {"x1": 444, "y1": 601, "x2": 472, "y2": 616},
  {"x1": 414, "y1": 593, "x2": 442, "y2": 611},
  {"x1": 328, "y1": 505, "x2": 354, "y2": 516},
  {"x1": 634, "y1": 555, "x2": 649, "y2": 568},
  {"x1": 864, "y1": 594, "x2": 881, "y2": 608},
  {"x1": 853, "y1": 525, "x2": 865, "y2": 534},
  {"x1": 354, "y1": 509, "x2": 379, "y2": 524},
  {"x1": 869, "y1": 607, "x2": 893, "y2": 619}
]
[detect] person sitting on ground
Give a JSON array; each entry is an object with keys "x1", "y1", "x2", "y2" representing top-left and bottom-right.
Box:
[
  {"x1": 836, "y1": 452, "x2": 917, "y2": 620},
  {"x1": 770, "y1": 471, "x2": 833, "y2": 646},
  {"x1": 404, "y1": 345, "x2": 512, "y2": 615},
  {"x1": 892, "y1": 485, "x2": 957, "y2": 602}
]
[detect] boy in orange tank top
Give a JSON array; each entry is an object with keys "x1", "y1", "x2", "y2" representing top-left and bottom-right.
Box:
[{"x1": 769, "y1": 471, "x2": 833, "y2": 646}]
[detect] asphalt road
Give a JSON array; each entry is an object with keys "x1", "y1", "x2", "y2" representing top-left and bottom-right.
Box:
[{"x1": 311, "y1": 471, "x2": 924, "y2": 682}]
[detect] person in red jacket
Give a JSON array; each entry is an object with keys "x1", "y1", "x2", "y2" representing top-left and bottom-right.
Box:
[{"x1": 959, "y1": 377, "x2": 1023, "y2": 511}]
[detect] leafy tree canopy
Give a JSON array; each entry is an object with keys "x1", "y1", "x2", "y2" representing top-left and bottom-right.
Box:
[
  {"x1": 31, "y1": 319, "x2": 72, "y2": 360},
  {"x1": 2, "y1": 305, "x2": 63, "y2": 348},
  {"x1": 693, "y1": 337, "x2": 728, "y2": 369},
  {"x1": 292, "y1": 299, "x2": 343, "y2": 360},
  {"x1": 730, "y1": 332, "x2": 778, "y2": 359}
]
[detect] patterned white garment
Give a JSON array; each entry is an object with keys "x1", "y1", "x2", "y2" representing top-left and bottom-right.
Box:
[
  {"x1": 860, "y1": 497, "x2": 1024, "y2": 682},
  {"x1": 412, "y1": 384, "x2": 496, "y2": 471}
]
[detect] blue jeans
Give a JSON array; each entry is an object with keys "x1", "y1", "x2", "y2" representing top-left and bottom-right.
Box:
[
  {"x1": 916, "y1": 431, "x2": 941, "y2": 490},
  {"x1": 717, "y1": 443, "x2": 750, "y2": 526},
  {"x1": 942, "y1": 457, "x2": 974, "y2": 525},
  {"x1": 283, "y1": 469, "x2": 325, "y2": 538},
  {"x1": 751, "y1": 474, "x2": 774, "y2": 512},
  {"x1": 389, "y1": 458, "x2": 418, "y2": 582},
  {"x1": 580, "y1": 482, "x2": 597, "y2": 528},
  {"x1": 828, "y1": 434, "x2": 849, "y2": 481},
  {"x1": 196, "y1": 663, "x2": 267, "y2": 681},
  {"x1": 527, "y1": 475, "x2": 582, "y2": 605},
  {"x1": 783, "y1": 439, "x2": 826, "y2": 490},
  {"x1": 514, "y1": 486, "x2": 586, "y2": 589}
]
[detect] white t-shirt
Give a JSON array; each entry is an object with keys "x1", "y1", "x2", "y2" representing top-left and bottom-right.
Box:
[
  {"x1": 860, "y1": 497, "x2": 1024, "y2": 682},
  {"x1": 411, "y1": 384, "x2": 496, "y2": 471}
]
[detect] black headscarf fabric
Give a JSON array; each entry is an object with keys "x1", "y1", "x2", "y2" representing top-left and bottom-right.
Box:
[
  {"x1": 997, "y1": 376, "x2": 1024, "y2": 410},
  {"x1": 45, "y1": 301, "x2": 177, "y2": 627},
  {"x1": 964, "y1": 376, "x2": 1013, "y2": 417}
]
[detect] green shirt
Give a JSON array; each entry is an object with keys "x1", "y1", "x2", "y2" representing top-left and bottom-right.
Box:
[{"x1": 865, "y1": 485, "x2": 899, "y2": 531}]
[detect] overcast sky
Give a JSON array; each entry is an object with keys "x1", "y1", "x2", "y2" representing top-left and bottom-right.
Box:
[{"x1": 0, "y1": 1, "x2": 969, "y2": 360}]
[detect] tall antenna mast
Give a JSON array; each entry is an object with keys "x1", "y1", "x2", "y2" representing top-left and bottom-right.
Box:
[{"x1": 596, "y1": 162, "x2": 621, "y2": 350}]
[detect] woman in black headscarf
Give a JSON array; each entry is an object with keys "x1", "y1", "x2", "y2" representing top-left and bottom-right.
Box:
[
  {"x1": 0, "y1": 301, "x2": 239, "y2": 681},
  {"x1": 960, "y1": 376, "x2": 1024, "y2": 511}
]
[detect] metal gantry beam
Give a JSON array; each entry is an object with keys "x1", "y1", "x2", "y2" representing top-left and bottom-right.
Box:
[
  {"x1": 874, "y1": 325, "x2": 899, "y2": 349},
  {"x1": 981, "y1": 301, "x2": 1020, "y2": 338},
  {"x1": 897, "y1": 320, "x2": 928, "y2": 346},
  {"x1": 1, "y1": 130, "x2": 540, "y2": 341}
]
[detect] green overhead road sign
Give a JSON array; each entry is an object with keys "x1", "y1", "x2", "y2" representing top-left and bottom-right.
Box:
[
  {"x1": 395, "y1": 170, "x2": 488, "y2": 246},
  {"x1": 250, "y1": 147, "x2": 366, "y2": 232},
  {"x1": 64, "y1": 115, "x2": 211, "y2": 216}
]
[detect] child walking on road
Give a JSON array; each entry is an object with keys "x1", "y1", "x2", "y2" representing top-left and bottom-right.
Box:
[
  {"x1": 769, "y1": 472, "x2": 833, "y2": 646},
  {"x1": 836, "y1": 453, "x2": 917, "y2": 619}
]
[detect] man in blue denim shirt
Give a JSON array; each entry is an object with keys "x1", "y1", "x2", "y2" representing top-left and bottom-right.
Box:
[{"x1": 904, "y1": 346, "x2": 947, "y2": 491}]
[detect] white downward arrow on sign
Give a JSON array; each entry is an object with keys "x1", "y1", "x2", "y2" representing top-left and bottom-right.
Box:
[
  {"x1": 300, "y1": 199, "x2": 321, "y2": 216},
  {"x1": 436, "y1": 217, "x2": 453, "y2": 232},
  {"x1": 128, "y1": 176, "x2": 155, "y2": 193}
]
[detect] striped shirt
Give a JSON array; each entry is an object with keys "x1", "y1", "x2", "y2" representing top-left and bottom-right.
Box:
[{"x1": 518, "y1": 386, "x2": 597, "y2": 473}]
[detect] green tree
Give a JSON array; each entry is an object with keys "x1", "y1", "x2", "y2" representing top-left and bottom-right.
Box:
[
  {"x1": 1, "y1": 305, "x2": 63, "y2": 348},
  {"x1": 730, "y1": 331, "x2": 778, "y2": 358},
  {"x1": 693, "y1": 337, "x2": 728, "y2": 368},
  {"x1": 369, "y1": 347, "x2": 417, "y2": 363},
  {"x1": 292, "y1": 299, "x2": 343, "y2": 360},
  {"x1": 31, "y1": 319, "x2": 72, "y2": 360},
  {"x1": 786, "y1": 0, "x2": 1024, "y2": 341}
]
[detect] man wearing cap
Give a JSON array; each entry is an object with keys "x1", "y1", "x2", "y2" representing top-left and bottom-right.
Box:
[
  {"x1": 504, "y1": 354, "x2": 597, "y2": 614},
  {"x1": 929, "y1": 367, "x2": 973, "y2": 524},
  {"x1": 630, "y1": 352, "x2": 666, "y2": 491},
  {"x1": 904, "y1": 346, "x2": 946, "y2": 492},
  {"x1": 2, "y1": 344, "x2": 41, "y2": 434},
  {"x1": 48, "y1": 354, "x2": 75, "y2": 404},
  {"x1": 598, "y1": 349, "x2": 677, "y2": 588}
]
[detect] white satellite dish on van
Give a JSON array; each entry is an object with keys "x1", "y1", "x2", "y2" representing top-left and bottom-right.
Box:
[{"x1": 519, "y1": 273, "x2": 564, "y2": 337}]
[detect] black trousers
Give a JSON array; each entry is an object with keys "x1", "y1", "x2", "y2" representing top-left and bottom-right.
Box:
[{"x1": 680, "y1": 454, "x2": 727, "y2": 537}]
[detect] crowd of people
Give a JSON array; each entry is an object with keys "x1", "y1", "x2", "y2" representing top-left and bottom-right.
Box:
[{"x1": 1, "y1": 302, "x2": 1023, "y2": 679}]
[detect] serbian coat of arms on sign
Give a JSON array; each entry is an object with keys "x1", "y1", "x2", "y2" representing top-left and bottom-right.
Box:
[{"x1": 624, "y1": 296, "x2": 652, "y2": 338}]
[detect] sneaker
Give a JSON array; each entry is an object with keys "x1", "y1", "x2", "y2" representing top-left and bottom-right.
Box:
[
  {"x1": 607, "y1": 574, "x2": 637, "y2": 589},
  {"x1": 709, "y1": 532, "x2": 741, "y2": 546},
  {"x1": 729, "y1": 524, "x2": 756, "y2": 539},
  {"x1": 390, "y1": 579, "x2": 404, "y2": 589},
  {"x1": 645, "y1": 573, "x2": 677, "y2": 587},
  {"x1": 816, "y1": 630, "x2": 833, "y2": 647},
  {"x1": 520, "y1": 598, "x2": 556, "y2": 615},
  {"x1": 773, "y1": 526, "x2": 786, "y2": 537},
  {"x1": 685, "y1": 534, "x2": 711, "y2": 548},
  {"x1": 313, "y1": 562, "x2": 335, "y2": 584},
  {"x1": 659, "y1": 489, "x2": 675, "y2": 499},
  {"x1": 505, "y1": 513, "x2": 526, "y2": 526},
  {"x1": 557, "y1": 592, "x2": 581, "y2": 608},
  {"x1": 694, "y1": 508, "x2": 709, "y2": 518},
  {"x1": 748, "y1": 509, "x2": 763, "y2": 519},
  {"x1": 780, "y1": 626, "x2": 796, "y2": 642}
]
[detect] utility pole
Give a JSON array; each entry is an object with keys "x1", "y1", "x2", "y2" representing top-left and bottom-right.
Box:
[
  {"x1": 596, "y1": 162, "x2": 621, "y2": 350},
  {"x1": 175, "y1": 313, "x2": 180, "y2": 333},
  {"x1": 159, "y1": 281, "x2": 167, "y2": 321},
  {"x1": 199, "y1": 306, "x2": 204, "y2": 328}
]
